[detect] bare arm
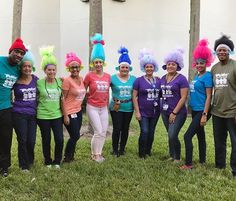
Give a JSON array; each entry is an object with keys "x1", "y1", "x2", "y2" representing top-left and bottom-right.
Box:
[
  {"x1": 132, "y1": 89, "x2": 141, "y2": 120},
  {"x1": 169, "y1": 88, "x2": 188, "y2": 123},
  {"x1": 61, "y1": 89, "x2": 70, "y2": 125},
  {"x1": 200, "y1": 88, "x2": 212, "y2": 126}
]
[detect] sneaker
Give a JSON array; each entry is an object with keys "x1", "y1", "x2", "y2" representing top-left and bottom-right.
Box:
[
  {"x1": 22, "y1": 169, "x2": 30, "y2": 173},
  {"x1": 119, "y1": 150, "x2": 125, "y2": 156},
  {"x1": 111, "y1": 150, "x2": 119, "y2": 157},
  {"x1": 173, "y1": 159, "x2": 181, "y2": 164},
  {"x1": 54, "y1": 165, "x2": 60, "y2": 169},
  {"x1": 179, "y1": 165, "x2": 193, "y2": 170},
  {"x1": 1, "y1": 169, "x2": 8, "y2": 177},
  {"x1": 46, "y1": 165, "x2": 52, "y2": 168}
]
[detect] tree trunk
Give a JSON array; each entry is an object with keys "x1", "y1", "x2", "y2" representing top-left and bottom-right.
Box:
[
  {"x1": 189, "y1": 0, "x2": 200, "y2": 82},
  {"x1": 89, "y1": 0, "x2": 103, "y2": 66},
  {"x1": 12, "y1": 0, "x2": 23, "y2": 42},
  {"x1": 87, "y1": 0, "x2": 103, "y2": 135}
]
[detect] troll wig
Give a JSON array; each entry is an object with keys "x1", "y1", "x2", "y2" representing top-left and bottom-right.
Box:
[
  {"x1": 39, "y1": 46, "x2": 57, "y2": 70},
  {"x1": 162, "y1": 48, "x2": 184, "y2": 71},
  {"x1": 115, "y1": 46, "x2": 133, "y2": 71},
  {"x1": 65, "y1": 52, "x2": 83, "y2": 70},
  {"x1": 139, "y1": 48, "x2": 158, "y2": 72},
  {"x1": 90, "y1": 33, "x2": 105, "y2": 67},
  {"x1": 20, "y1": 47, "x2": 36, "y2": 71},
  {"x1": 192, "y1": 39, "x2": 214, "y2": 68}
]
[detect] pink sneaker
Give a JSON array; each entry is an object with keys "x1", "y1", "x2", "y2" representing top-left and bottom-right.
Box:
[{"x1": 179, "y1": 165, "x2": 193, "y2": 170}]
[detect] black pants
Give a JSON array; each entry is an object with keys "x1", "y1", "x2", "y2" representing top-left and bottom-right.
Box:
[
  {"x1": 0, "y1": 108, "x2": 13, "y2": 170},
  {"x1": 37, "y1": 117, "x2": 64, "y2": 165},
  {"x1": 212, "y1": 115, "x2": 236, "y2": 175},
  {"x1": 64, "y1": 111, "x2": 83, "y2": 160},
  {"x1": 110, "y1": 111, "x2": 133, "y2": 153},
  {"x1": 184, "y1": 111, "x2": 211, "y2": 165},
  {"x1": 13, "y1": 112, "x2": 37, "y2": 169}
]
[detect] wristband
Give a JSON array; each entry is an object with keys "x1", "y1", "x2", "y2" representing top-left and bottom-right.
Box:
[{"x1": 172, "y1": 112, "x2": 177, "y2": 115}]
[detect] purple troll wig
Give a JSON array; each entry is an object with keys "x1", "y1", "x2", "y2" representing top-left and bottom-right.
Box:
[
  {"x1": 162, "y1": 48, "x2": 184, "y2": 71},
  {"x1": 192, "y1": 39, "x2": 214, "y2": 68},
  {"x1": 139, "y1": 48, "x2": 158, "y2": 72}
]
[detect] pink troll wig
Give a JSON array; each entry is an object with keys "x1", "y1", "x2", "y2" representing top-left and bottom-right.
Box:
[
  {"x1": 192, "y1": 39, "x2": 214, "y2": 68},
  {"x1": 65, "y1": 52, "x2": 82, "y2": 69}
]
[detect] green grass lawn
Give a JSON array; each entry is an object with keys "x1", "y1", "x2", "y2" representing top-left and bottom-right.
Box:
[{"x1": 0, "y1": 117, "x2": 236, "y2": 201}]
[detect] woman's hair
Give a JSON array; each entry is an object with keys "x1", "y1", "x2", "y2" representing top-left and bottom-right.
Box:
[
  {"x1": 192, "y1": 39, "x2": 214, "y2": 68},
  {"x1": 39, "y1": 46, "x2": 57, "y2": 70},
  {"x1": 139, "y1": 48, "x2": 158, "y2": 72}
]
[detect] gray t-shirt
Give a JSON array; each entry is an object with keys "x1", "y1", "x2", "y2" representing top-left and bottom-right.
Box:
[{"x1": 211, "y1": 59, "x2": 236, "y2": 118}]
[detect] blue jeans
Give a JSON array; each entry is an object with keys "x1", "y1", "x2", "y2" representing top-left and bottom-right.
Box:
[
  {"x1": 64, "y1": 111, "x2": 83, "y2": 160},
  {"x1": 162, "y1": 112, "x2": 187, "y2": 160},
  {"x1": 212, "y1": 115, "x2": 236, "y2": 175},
  {"x1": 110, "y1": 111, "x2": 133, "y2": 153},
  {"x1": 13, "y1": 112, "x2": 37, "y2": 169},
  {"x1": 184, "y1": 111, "x2": 211, "y2": 165},
  {"x1": 37, "y1": 117, "x2": 64, "y2": 165},
  {"x1": 138, "y1": 114, "x2": 160, "y2": 157}
]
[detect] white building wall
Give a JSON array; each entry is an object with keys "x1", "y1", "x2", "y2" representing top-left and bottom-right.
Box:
[{"x1": 0, "y1": 0, "x2": 236, "y2": 78}]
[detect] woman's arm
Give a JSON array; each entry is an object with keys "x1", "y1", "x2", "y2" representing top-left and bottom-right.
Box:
[
  {"x1": 132, "y1": 89, "x2": 141, "y2": 121},
  {"x1": 200, "y1": 87, "x2": 212, "y2": 126},
  {"x1": 61, "y1": 89, "x2": 70, "y2": 125},
  {"x1": 169, "y1": 87, "x2": 188, "y2": 123}
]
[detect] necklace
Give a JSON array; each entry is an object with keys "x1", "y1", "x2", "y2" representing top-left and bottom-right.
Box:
[{"x1": 166, "y1": 72, "x2": 177, "y2": 83}]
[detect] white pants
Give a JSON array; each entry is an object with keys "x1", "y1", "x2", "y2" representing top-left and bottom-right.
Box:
[{"x1": 86, "y1": 104, "x2": 109, "y2": 155}]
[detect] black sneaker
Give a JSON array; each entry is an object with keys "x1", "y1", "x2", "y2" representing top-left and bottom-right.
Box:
[
  {"x1": 119, "y1": 150, "x2": 125, "y2": 156},
  {"x1": 2, "y1": 169, "x2": 8, "y2": 177},
  {"x1": 111, "y1": 150, "x2": 119, "y2": 157}
]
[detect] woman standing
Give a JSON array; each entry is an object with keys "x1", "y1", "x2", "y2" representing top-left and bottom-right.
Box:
[
  {"x1": 133, "y1": 49, "x2": 160, "y2": 159},
  {"x1": 62, "y1": 52, "x2": 86, "y2": 163},
  {"x1": 110, "y1": 47, "x2": 136, "y2": 157},
  {"x1": 37, "y1": 46, "x2": 63, "y2": 168},
  {"x1": 180, "y1": 39, "x2": 214, "y2": 169},
  {"x1": 13, "y1": 50, "x2": 38, "y2": 171},
  {"x1": 84, "y1": 33, "x2": 110, "y2": 163},
  {"x1": 160, "y1": 48, "x2": 189, "y2": 163}
]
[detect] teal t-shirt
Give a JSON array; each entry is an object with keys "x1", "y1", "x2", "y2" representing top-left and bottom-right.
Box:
[
  {"x1": 0, "y1": 56, "x2": 19, "y2": 110},
  {"x1": 189, "y1": 71, "x2": 213, "y2": 111},
  {"x1": 109, "y1": 74, "x2": 136, "y2": 112},
  {"x1": 37, "y1": 78, "x2": 62, "y2": 119}
]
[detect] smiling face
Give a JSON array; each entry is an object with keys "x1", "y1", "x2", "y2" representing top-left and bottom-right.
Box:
[
  {"x1": 68, "y1": 61, "x2": 81, "y2": 77},
  {"x1": 119, "y1": 64, "x2": 130, "y2": 76},
  {"x1": 195, "y1": 60, "x2": 206, "y2": 74},
  {"x1": 9, "y1": 49, "x2": 25, "y2": 65},
  {"x1": 44, "y1": 64, "x2": 56, "y2": 79},
  {"x1": 216, "y1": 47, "x2": 229, "y2": 62},
  {"x1": 144, "y1": 64, "x2": 155, "y2": 76},
  {"x1": 21, "y1": 61, "x2": 33, "y2": 76},
  {"x1": 166, "y1": 61, "x2": 178, "y2": 74},
  {"x1": 93, "y1": 59, "x2": 104, "y2": 72}
]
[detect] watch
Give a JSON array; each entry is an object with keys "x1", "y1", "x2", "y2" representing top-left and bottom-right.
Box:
[{"x1": 202, "y1": 112, "x2": 207, "y2": 116}]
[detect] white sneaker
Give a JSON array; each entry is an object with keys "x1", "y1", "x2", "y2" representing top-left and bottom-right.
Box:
[
  {"x1": 54, "y1": 165, "x2": 60, "y2": 169},
  {"x1": 46, "y1": 165, "x2": 52, "y2": 168}
]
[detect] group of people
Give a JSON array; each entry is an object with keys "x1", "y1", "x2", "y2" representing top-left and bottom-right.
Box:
[{"x1": 0, "y1": 33, "x2": 235, "y2": 179}]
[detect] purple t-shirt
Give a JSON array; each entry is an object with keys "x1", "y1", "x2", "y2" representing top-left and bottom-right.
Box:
[
  {"x1": 160, "y1": 73, "x2": 189, "y2": 115},
  {"x1": 13, "y1": 74, "x2": 38, "y2": 115},
  {"x1": 133, "y1": 76, "x2": 161, "y2": 117}
]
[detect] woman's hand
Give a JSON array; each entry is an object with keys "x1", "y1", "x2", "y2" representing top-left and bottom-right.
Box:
[
  {"x1": 64, "y1": 115, "x2": 70, "y2": 125},
  {"x1": 169, "y1": 113, "x2": 176, "y2": 123},
  {"x1": 200, "y1": 115, "x2": 207, "y2": 126},
  {"x1": 135, "y1": 112, "x2": 141, "y2": 121}
]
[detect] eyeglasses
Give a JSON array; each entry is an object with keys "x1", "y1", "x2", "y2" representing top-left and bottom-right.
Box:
[{"x1": 69, "y1": 66, "x2": 80, "y2": 70}]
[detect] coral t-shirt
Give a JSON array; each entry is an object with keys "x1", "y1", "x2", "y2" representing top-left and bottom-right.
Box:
[
  {"x1": 62, "y1": 76, "x2": 86, "y2": 115},
  {"x1": 84, "y1": 72, "x2": 110, "y2": 107}
]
